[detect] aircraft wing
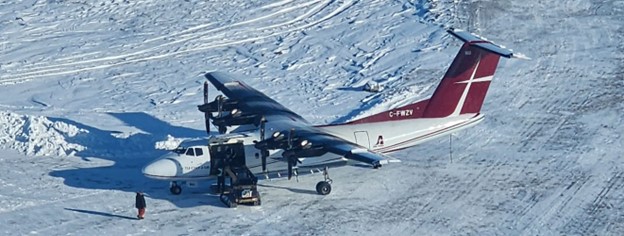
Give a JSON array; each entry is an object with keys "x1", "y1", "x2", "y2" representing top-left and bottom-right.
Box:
[
  {"x1": 205, "y1": 72, "x2": 308, "y2": 124},
  {"x1": 204, "y1": 72, "x2": 391, "y2": 168},
  {"x1": 302, "y1": 131, "x2": 388, "y2": 167}
]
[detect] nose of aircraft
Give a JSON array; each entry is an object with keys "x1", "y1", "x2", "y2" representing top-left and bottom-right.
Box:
[{"x1": 142, "y1": 158, "x2": 179, "y2": 179}]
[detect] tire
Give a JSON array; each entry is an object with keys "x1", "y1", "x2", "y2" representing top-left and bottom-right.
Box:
[
  {"x1": 316, "y1": 181, "x2": 331, "y2": 195},
  {"x1": 170, "y1": 185, "x2": 182, "y2": 195}
]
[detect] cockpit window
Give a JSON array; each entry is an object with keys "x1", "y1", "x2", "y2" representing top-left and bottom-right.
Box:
[
  {"x1": 195, "y1": 148, "x2": 203, "y2": 156},
  {"x1": 185, "y1": 148, "x2": 195, "y2": 156}
]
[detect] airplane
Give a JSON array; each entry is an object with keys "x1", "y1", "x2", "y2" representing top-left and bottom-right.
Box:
[{"x1": 142, "y1": 28, "x2": 526, "y2": 197}]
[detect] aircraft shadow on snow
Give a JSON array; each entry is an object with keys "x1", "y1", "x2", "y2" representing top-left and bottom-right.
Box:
[
  {"x1": 48, "y1": 112, "x2": 224, "y2": 208},
  {"x1": 256, "y1": 183, "x2": 318, "y2": 195}
]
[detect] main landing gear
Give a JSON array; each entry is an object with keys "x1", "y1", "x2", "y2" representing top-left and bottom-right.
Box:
[
  {"x1": 170, "y1": 181, "x2": 182, "y2": 195},
  {"x1": 315, "y1": 167, "x2": 333, "y2": 195}
]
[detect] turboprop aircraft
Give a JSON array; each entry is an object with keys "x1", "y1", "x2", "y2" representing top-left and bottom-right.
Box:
[{"x1": 142, "y1": 28, "x2": 526, "y2": 196}]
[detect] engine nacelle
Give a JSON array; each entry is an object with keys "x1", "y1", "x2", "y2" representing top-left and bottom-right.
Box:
[
  {"x1": 282, "y1": 147, "x2": 327, "y2": 158},
  {"x1": 197, "y1": 96, "x2": 239, "y2": 113},
  {"x1": 212, "y1": 113, "x2": 261, "y2": 127}
]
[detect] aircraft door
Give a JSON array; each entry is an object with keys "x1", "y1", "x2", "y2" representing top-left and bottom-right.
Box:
[
  {"x1": 354, "y1": 131, "x2": 370, "y2": 149},
  {"x1": 208, "y1": 143, "x2": 246, "y2": 176}
]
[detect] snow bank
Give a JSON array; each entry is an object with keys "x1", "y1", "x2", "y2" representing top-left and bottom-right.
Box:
[
  {"x1": 154, "y1": 134, "x2": 183, "y2": 150},
  {"x1": 0, "y1": 111, "x2": 87, "y2": 156}
]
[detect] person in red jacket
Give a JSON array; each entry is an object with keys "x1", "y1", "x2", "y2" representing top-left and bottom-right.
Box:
[{"x1": 135, "y1": 192, "x2": 146, "y2": 219}]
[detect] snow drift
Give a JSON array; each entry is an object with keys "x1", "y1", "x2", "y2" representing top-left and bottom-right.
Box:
[{"x1": 0, "y1": 111, "x2": 87, "y2": 156}]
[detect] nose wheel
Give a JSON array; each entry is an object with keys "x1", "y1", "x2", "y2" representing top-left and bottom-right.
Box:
[
  {"x1": 170, "y1": 181, "x2": 182, "y2": 195},
  {"x1": 316, "y1": 167, "x2": 333, "y2": 195}
]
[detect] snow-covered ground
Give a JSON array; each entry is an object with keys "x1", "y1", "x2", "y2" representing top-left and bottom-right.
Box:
[{"x1": 1, "y1": 0, "x2": 623, "y2": 235}]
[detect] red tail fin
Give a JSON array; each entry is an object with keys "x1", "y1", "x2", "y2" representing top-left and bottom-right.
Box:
[
  {"x1": 422, "y1": 29, "x2": 517, "y2": 118},
  {"x1": 346, "y1": 29, "x2": 521, "y2": 124},
  {"x1": 422, "y1": 44, "x2": 500, "y2": 117}
]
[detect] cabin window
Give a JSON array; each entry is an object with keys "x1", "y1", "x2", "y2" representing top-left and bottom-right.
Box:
[
  {"x1": 195, "y1": 148, "x2": 203, "y2": 156},
  {"x1": 185, "y1": 148, "x2": 195, "y2": 156}
]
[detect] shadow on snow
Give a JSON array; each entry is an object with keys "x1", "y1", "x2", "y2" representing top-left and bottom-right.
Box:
[
  {"x1": 257, "y1": 183, "x2": 318, "y2": 195},
  {"x1": 46, "y1": 112, "x2": 377, "y2": 208},
  {"x1": 48, "y1": 112, "x2": 215, "y2": 208},
  {"x1": 64, "y1": 208, "x2": 138, "y2": 220}
]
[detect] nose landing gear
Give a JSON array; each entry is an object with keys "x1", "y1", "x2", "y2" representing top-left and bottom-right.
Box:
[{"x1": 170, "y1": 181, "x2": 182, "y2": 195}]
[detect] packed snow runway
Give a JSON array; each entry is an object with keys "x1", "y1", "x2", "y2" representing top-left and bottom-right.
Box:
[{"x1": 1, "y1": 0, "x2": 623, "y2": 235}]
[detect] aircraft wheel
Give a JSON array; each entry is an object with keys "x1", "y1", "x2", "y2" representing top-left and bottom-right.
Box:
[
  {"x1": 170, "y1": 185, "x2": 182, "y2": 195},
  {"x1": 316, "y1": 181, "x2": 332, "y2": 195}
]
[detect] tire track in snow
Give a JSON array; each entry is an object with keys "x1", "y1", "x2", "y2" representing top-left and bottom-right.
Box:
[
  {"x1": 0, "y1": 0, "x2": 312, "y2": 82},
  {"x1": 456, "y1": 0, "x2": 624, "y2": 234},
  {"x1": 576, "y1": 172, "x2": 624, "y2": 235},
  {"x1": 1, "y1": 190, "x2": 116, "y2": 234},
  {"x1": 519, "y1": 172, "x2": 592, "y2": 235},
  {"x1": 0, "y1": 0, "x2": 354, "y2": 85}
]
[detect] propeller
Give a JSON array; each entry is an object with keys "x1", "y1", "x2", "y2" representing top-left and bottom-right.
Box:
[
  {"x1": 285, "y1": 152, "x2": 303, "y2": 180},
  {"x1": 203, "y1": 82, "x2": 211, "y2": 135},
  {"x1": 285, "y1": 128, "x2": 302, "y2": 180},
  {"x1": 215, "y1": 95, "x2": 227, "y2": 134},
  {"x1": 199, "y1": 83, "x2": 249, "y2": 135},
  {"x1": 286, "y1": 129, "x2": 294, "y2": 179},
  {"x1": 259, "y1": 116, "x2": 268, "y2": 173},
  {"x1": 287, "y1": 152, "x2": 295, "y2": 180},
  {"x1": 254, "y1": 128, "x2": 306, "y2": 180}
]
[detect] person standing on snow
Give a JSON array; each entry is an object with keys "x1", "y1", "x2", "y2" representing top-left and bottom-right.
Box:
[{"x1": 135, "y1": 192, "x2": 146, "y2": 219}]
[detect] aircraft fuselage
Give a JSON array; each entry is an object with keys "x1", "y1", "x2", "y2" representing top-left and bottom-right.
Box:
[{"x1": 142, "y1": 112, "x2": 483, "y2": 182}]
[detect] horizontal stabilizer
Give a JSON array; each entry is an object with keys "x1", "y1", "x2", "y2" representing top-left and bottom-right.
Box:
[
  {"x1": 344, "y1": 148, "x2": 385, "y2": 165},
  {"x1": 448, "y1": 28, "x2": 530, "y2": 60}
]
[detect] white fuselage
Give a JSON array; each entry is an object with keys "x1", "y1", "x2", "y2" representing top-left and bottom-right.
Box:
[
  {"x1": 142, "y1": 113, "x2": 484, "y2": 181},
  {"x1": 321, "y1": 113, "x2": 484, "y2": 153}
]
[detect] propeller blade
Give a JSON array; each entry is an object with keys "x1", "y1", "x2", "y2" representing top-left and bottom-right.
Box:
[
  {"x1": 260, "y1": 118, "x2": 267, "y2": 172},
  {"x1": 287, "y1": 156, "x2": 293, "y2": 180},
  {"x1": 203, "y1": 82, "x2": 209, "y2": 104},
  {"x1": 204, "y1": 112, "x2": 211, "y2": 134},
  {"x1": 286, "y1": 129, "x2": 297, "y2": 180},
  {"x1": 203, "y1": 82, "x2": 211, "y2": 135},
  {"x1": 261, "y1": 151, "x2": 267, "y2": 173},
  {"x1": 259, "y1": 118, "x2": 266, "y2": 139},
  {"x1": 216, "y1": 95, "x2": 226, "y2": 134},
  {"x1": 216, "y1": 95, "x2": 224, "y2": 117},
  {"x1": 287, "y1": 128, "x2": 294, "y2": 149}
]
